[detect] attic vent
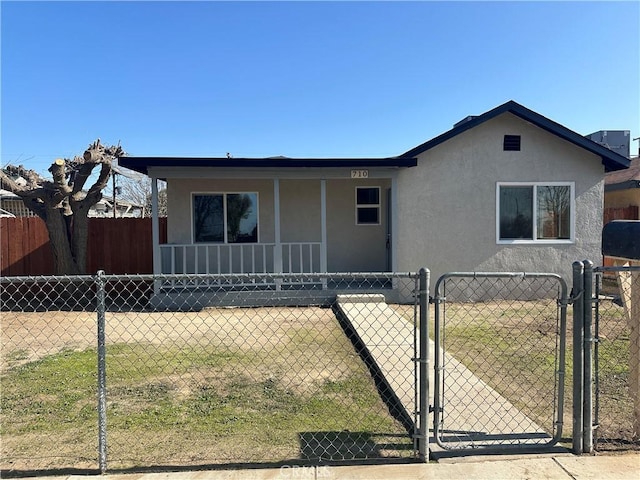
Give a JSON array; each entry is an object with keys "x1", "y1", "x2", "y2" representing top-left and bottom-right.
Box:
[{"x1": 503, "y1": 135, "x2": 521, "y2": 151}]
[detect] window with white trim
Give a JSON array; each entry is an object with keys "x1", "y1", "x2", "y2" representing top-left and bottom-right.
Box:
[
  {"x1": 193, "y1": 193, "x2": 258, "y2": 243},
  {"x1": 497, "y1": 183, "x2": 573, "y2": 243},
  {"x1": 355, "y1": 187, "x2": 380, "y2": 225}
]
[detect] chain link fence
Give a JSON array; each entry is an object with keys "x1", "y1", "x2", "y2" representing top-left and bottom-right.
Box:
[
  {"x1": 4, "y1": 266, "x2": 639, "y2": 473},
  {"x1": 432, "y1": 273, "x2": 568, "y2": 451},
  {"x1": 1, "y1": 276, "x2": 101, "y2": 472},
  {"x1": 1, "y1": 272, "x2": 422, "y2": 474},
  {"x1": 594, "y1": 266, "x2": 640, "y2": 451}
]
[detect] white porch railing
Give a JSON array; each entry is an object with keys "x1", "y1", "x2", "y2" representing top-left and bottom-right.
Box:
[
  {"x1": 159, "y1": 242, "x2": 323, "y2": 275},
  {"x1": 281, "y1": 242, "x2": 324, "y2": 274}
]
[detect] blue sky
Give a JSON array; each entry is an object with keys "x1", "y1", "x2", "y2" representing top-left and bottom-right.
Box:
[{"x1": 1, "y1": 1, "x2": 639, "y2": 177}]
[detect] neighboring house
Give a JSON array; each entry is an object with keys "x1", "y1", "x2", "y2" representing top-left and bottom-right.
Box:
[
  {"x1": 1, "y1": 187, "x2": 143, "y2": 218},
  {"x1": 0, "y1": 189, "x2": 37, "y2": 217},
  {"x1": 604, "y1": 156, "x2": 640, "y2": 220},
  {"x1": 119, "y1": 100, "x2": 630, "y2": 301},
  {"x1": 603, "y1": 156, "x2": 639, "y2": 268},
  {"x1": 0, "y1": 207, "x2": 16, "y2": 218},
  {"x1": 89, "y1": 198, "x2": 145, "y2": 218}
]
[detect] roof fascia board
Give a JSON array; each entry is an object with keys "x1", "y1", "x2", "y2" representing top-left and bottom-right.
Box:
[
  {"x1": 119, "y1": 157, "x2": 417, "y2": 175},
  {"x1": 148, "y1": 166, "x2": 403, "y2": 180},
  {"x1": 506, "y1": 105, "x2": 630, "y2": 171},
  {"x1": 604, "y1": 180, "x2": 640, "y2": 192}
]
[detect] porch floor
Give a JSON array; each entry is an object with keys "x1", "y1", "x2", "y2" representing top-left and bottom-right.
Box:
[{"x1": 150, "y1": 278, "x2": 399, "y2": 309}]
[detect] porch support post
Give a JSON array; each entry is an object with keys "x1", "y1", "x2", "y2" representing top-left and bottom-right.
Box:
[
  {"x1": 151, "y1": 176, "x2": 161, "y2": 294},
  {"x1": 320, "y1": 179, "x2": 328, "y2": 273},
  {"x1": 273, "y1": 178, "x2": 283, "y2": 276},
  {"x1": 391, "y1": 174, "x2": 398, "y2": 272}
]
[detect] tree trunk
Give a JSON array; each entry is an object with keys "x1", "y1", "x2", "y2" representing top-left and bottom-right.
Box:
[
  {"x1": 45, "y1": 207, "x2": 81, "y2": 275},
  {"x1": 45, "y1": 206, "x2": 95, "y2": 308},
  {"x1": 71, "y1": 204, "x2": 90, "y2": 274}
]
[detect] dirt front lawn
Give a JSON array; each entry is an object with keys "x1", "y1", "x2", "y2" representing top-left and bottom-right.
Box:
[{"x1": 1, "y1": 306, "x2": 413, "y2": 471}]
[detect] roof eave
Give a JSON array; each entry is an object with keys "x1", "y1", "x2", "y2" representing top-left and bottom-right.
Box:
[
  {"x1": 605, "y1": 180, "x2": 640, "y2": 192},
  {"x1": 117, "y1": 156, "x2": 418, "y2": 175}
]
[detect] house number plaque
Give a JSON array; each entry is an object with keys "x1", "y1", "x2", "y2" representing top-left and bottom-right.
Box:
[{"x1": 351, "y1": 169, "x2": 369, "y2": 179}]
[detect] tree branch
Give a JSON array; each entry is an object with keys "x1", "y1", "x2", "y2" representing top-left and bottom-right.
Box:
[
  {"x1": 77, "y1": 162, "x2": 111, "y2": 212},
  {"x1": 1, "y1": 164, "x2": 42, "y2": 188},
  {"x1": 48, "y1": 159, "x2": 73, "y2": 196},
  {"x1": 70, "y1": 155, "x2": 96, "y2": 195},
  {"x1": 0, "y1": 170, "x2": 49, "y2": 219},
  {"x1": 0, "y1": 169, "x2": 28, "y2": 194},
  {"x1": 70, "y1": 140, "x2": 124, "y2": 197},
  {"x1": 21, "y1": 196, "x2": 48, "y2": 219}
]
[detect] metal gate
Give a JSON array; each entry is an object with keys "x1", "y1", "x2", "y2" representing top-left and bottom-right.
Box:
[{"x1": 432, "y1": 272, "x2": 568, "y2": 452}]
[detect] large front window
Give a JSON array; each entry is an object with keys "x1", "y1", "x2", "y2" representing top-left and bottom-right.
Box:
[
  {"x1": 497, "y1": 183, "x2": 573, "y2": 243},
  {"x1": 193, "y1": 193, "x2": 258, "y2": 243}
]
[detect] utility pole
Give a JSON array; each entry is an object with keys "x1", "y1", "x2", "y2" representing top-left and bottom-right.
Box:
[{"x1": 112, "y1": 172, "x2": 117, "y2": 218}]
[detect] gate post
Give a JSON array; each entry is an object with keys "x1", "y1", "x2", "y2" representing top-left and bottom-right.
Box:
[
  {"x1": 96, "y1": 271, "x2": 108, "y2": 473},
  {"x1": 417, "y1": 268, "x2": 429, "y2": 461},
  {"x1": 572, "y1": 261, "x2": 584, "y2": 454},
  {"x1": 583, "y1": 260, "x2": 594, "y2": 453}
]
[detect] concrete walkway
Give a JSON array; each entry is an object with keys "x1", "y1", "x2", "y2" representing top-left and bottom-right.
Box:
[
  {"x1": 21, "y1": 453, "x2": 640, "y2": 479},
  {"x1": 336, "y1": 294, "x2": 417, "y2": 428},
  {"x1": 336, "y1": 294, "x2": 555, "y2": 455}
]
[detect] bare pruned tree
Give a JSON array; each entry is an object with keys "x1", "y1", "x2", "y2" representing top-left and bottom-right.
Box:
[
  {"x1": 0, "y1": 139, "x2": 125, "y2": 274},
  {"x1": 116, "y1": 173, "x2": 167, "y2": 218}
]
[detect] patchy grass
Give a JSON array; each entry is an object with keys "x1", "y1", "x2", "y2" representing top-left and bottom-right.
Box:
[
  {"x1": 437, "y1": 301, "x2": 564, "y2": 434},
  {"x1": 2, "y1": 349, "x2": 30, "y2": 369},
  {"x1": 1, "y1": 308, "x2": 411, "y2": 471}
]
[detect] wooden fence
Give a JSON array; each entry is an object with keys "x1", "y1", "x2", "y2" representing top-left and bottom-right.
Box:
[
  {"x1": 604, "y1": 205, "x2": 639, "y2": 225},
  {"x1": 3, "y1": 206, "x2": 638, "y2": 277},
  {"x1": 1, "y1": 217, "x2": 167, "y2": 276}
]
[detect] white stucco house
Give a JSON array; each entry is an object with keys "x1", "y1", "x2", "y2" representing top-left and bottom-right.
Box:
[{"x1": 119, "y1": 100, "x2": 630, "y2": 303}]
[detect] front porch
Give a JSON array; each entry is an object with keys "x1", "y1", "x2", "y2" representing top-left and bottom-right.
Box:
[
  {"x1": 147, "y1": 172, "x2": 404, "y2": 277},
  {"x1": 116, "y1": 156, "x2": 418, "y2": 305}
]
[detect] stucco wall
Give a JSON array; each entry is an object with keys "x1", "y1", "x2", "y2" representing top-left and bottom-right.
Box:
[
  {"x1": 326, "y1": 179, "x2": 390, "y2": 272},
  {"x1": 280, "y1": 180, "x2": 321, "y2": 242},
  {"x1": 396, "y1": 112, "x2": 605, "y2": 286}
]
